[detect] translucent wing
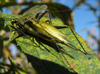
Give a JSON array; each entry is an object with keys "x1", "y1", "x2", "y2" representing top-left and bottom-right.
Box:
[{"x1": 18, "y1": 4, "x2": 47, "y2": 24}]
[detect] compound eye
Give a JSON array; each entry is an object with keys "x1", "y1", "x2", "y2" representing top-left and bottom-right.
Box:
[
  {"x1": 10, "y1": 19, "x2": 13, "y2": 22},
  {"x1": 11, "y1": 19, "x2": 15, "y2": 22},
  {"x1": 11, "y1": 19, "x2": 18, "y2": 22}
]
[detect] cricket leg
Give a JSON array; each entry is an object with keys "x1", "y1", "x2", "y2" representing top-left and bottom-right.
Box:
[
  {"x1": 67, "y1": 25, "x2": 93, "y2": 55},
  {"x1": 35, "y1": 13, "x2": 40, "y2": 19},
  {"x1": 35, "y1": 10, "x2": 48, "y2": 20},
  {"x1": 11, "y1": 25, "x2": 45, "y2": 50},
  {"x1": 52, "y1": 39, "x2": 77, "y2": 73},
  {"x1": 45, "y1": 20, "x2": 51, "y2": 24},
  {"x1": 37, "y1": 40, "x2": 67, "y2": 65},
  {"x1": 35, "y1": 10, "x2": 53, "y2": 24}
]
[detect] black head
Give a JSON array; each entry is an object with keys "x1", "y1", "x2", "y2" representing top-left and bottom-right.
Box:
[{"x1": 11, "y1": 18, "x2": 18, "y2": 25}]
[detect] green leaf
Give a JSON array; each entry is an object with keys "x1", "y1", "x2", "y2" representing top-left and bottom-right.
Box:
[
  {"x1": 0, "y1": 12, "x2": 21, "y2": 26},
  {"x1": 15, "y1": 18, "x2": 100, "y2": 74},
  {"x1": 1, "y1": 10, "x2": 100, "y2": 74}
]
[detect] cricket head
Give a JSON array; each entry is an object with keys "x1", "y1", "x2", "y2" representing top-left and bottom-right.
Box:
[
  {"x1": 11, "y1": 18, "x2": 18, "y2": 25},
  {"x1": 10, "y1": 18, "x2": 23, "y2": 31}
]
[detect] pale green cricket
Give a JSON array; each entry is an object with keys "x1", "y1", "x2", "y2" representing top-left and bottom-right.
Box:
[{"x1": 11, "y1": 4, "x2": 71, "y2": 46}]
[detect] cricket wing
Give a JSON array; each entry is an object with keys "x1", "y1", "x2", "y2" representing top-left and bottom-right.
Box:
[{"x1": 18, "y1": 4, "x2": 47, "y2": 24}]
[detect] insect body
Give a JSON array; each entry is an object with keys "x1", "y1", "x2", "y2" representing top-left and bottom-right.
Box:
[
  {"x1": 25, "y1": 18, "x2": 69, "y2": 43},
  {"x1": 11, "y1": 5, "x2": 73, "y2": 48}
]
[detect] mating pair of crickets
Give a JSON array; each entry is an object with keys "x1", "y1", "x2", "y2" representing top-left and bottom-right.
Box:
[{"x1": 10, "y1": 4, "x2": 91, "y2": 73}]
